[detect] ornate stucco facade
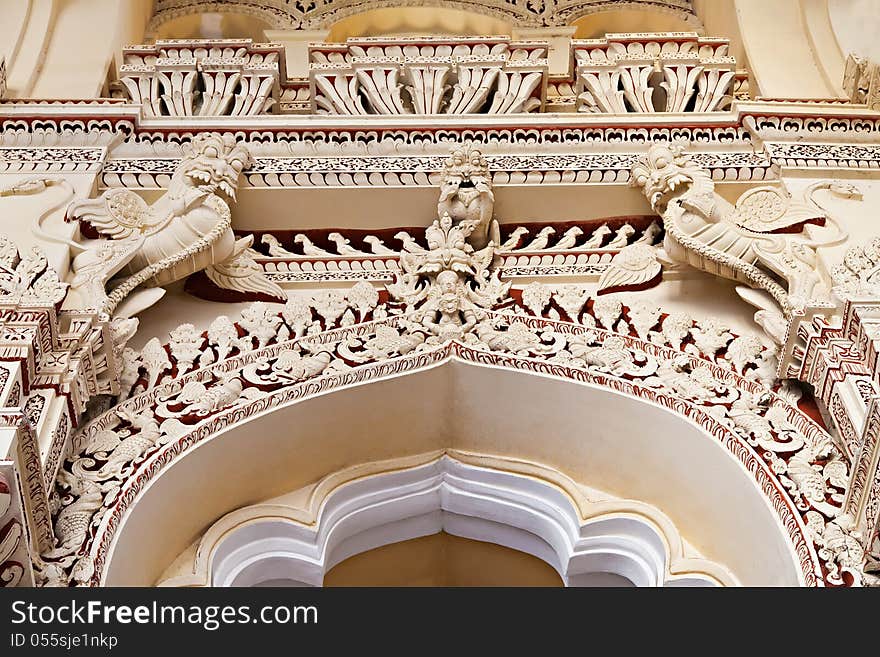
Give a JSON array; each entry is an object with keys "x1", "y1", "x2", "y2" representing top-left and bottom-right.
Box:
[{"x1": 1, "y1": 0, "x2": 879, "y2": 587}]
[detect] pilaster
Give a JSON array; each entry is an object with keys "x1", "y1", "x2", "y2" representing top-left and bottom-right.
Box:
[{"x1": 799, "y1": 295, "x2": 880, "y2": 547}]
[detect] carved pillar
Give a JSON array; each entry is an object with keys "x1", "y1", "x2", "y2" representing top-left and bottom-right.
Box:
[
  {"x1": 0, "y1": 457, "x2": 34, "y2": 587},
  {"x1": 1, "y1": 412, "x2": 52, "y2": 555},
  {"x1": 264, "y1": 29, "x2": 329, "y2": 79},
  {"x1": 799, "y1": 295, "x2": 880, "y2": 547},
  {"x1": 0, "y1": 238, "x2": 130, "y2": 583},
  {"x1": 846, "y1": 397, "x2": 880, "y2": 547}
]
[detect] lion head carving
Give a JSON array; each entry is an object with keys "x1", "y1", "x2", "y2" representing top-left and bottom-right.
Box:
[
  {"x1": 631, "y1": 143, "x2": 710, "y2": 212},
  {"x1": 174, "y1": 133, "x2": 254, "y2": 201},
  {"x1": 437, "y1": 144, "x2": 495, "y2": 248}
]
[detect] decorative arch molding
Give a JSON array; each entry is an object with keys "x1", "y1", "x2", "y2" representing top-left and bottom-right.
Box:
[
  {"x1": 147, "y1": 1, "x2": 702, "y2": 35},
  {"x1": 40, "y1": 308, "x2": 864, "y2": 588},
  {"x1": 160, "y1": 453, "x2": 736, "y2": 587}
]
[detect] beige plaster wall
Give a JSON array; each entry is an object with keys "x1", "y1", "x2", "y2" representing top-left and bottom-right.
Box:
[
  {"x1": 782, "y1": 174, "x2": 880, "y2": 281},
  {"x1": 828, "y1": 0, "x2": 880, "y2": 61},
  {"x1": 1, "y1": 0, "x2": 152, "y2": 99},
  {"x1": 323, "y1": 532, "x2": 564, "y2": 586},
  {"x1": 697, "y1": 0, "x2": 845, "y2": 98},
  {"x1": 0, "y1": 172, "x2": 97, "y2": 276}
]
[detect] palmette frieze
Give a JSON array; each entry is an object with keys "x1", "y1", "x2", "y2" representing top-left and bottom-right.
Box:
[
  {"x1": 115, "y1": 41, "x2": 285, "y2": 118},
  {"x1": 310, "y1": 38, "x2": 547, "y2": 115},
  {"x1": 573, "y1": 33, "x2": 741, "y2": 114}
]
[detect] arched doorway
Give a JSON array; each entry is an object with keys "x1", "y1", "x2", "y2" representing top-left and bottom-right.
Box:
[
  {"x1": 159, "y1": 454, "x2": 734, "y2": 587},
  {"x1": 100, "y1": 359, "x2": 800, "y2": 587}
]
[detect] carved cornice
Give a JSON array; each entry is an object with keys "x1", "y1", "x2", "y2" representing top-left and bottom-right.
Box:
[
  {"x1": 573, "y1": 33, "x2": 741, "y2": 114},
  {"x1": 102, "y1": 149, "x2": 772, "y2": 190},
  {"x1": 0, "y1": 464, "x2": 33, "y2": 587},
  {"x1": 3, "y1": 103, "x2": 880, "y2": 186},
  {"x1": 148, "y1": 0, "x2": 701, "y2": 33}
]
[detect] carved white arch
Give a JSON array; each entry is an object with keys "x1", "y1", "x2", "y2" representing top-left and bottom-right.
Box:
[
  {"x1": 91, "y1": 351, "x2": 810, "y2": 587},
  {"x1": 52, "y1": 306, "x2": 852, "y2": 588},
  {"x1": 160, "y1": 454, "x2": 736, "y2": 587}
]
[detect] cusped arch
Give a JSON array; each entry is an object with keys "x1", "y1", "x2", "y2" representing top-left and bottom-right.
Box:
[
  {"x1": 94, "y1": 354, "x2": 809, "y2": 587},
  {"x1": 48, "y1": 305, "x2": 856, "y2": 589},
  {"x1": 160, "y1": 454, "x2": 738, "y2": 587}
]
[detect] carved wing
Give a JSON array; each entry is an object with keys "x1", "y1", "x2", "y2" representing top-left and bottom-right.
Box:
[
  {"x1": 470, "y1": 243, "x2": 496, "y2": 273},
  {"x1": 596, "y1": 244, "x2": 662, "y2": 294},
  {"x1": 204, "y1": 236, "x2": 288, "y2": 302},
  {"x1": 66, "y1": 188, "x2": 155, "y2": 240},
  {"x1": 732, "y1": 186, "x2": 824, "y2": 234}
]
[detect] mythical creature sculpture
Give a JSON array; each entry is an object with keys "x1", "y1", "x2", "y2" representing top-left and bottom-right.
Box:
[
  {"x1": 387, "y1": 212, "x2": 509, "y2": 335},
  {"x1": 46, "y1": 474, "x2": 103, "y2": 558},
  {"x1": 70, "y1": 408, "x2": 162, "y2": 481},
  {"x1": 420, "y1": 270, "x2": 479, "y2": 338},
  {"x1": 437, "y1": 144, "x2": 499, "y2": 250},
  {"x1": 601, "y1": 143, "x2": 853, "y2": 343},
  {"x1": 64, "y1": 133, "x2": 286, "y2": 316}
]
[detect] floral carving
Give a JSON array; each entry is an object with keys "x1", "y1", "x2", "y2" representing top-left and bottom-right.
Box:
[
  {"x1": 168, "y1": 324, "x2": 204, "y2": 375},
  {"x1": 0, "y1": 236, "x2": 67, "y2": 306}
]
